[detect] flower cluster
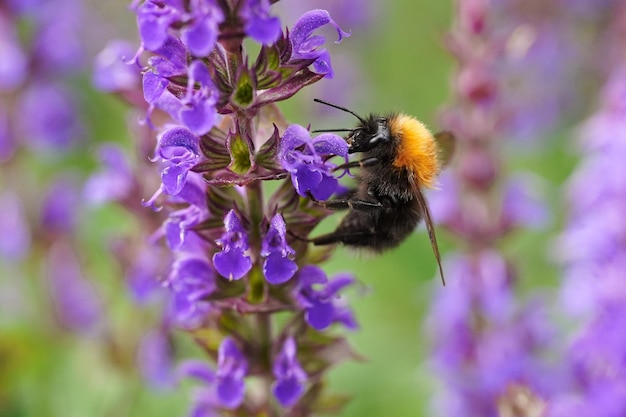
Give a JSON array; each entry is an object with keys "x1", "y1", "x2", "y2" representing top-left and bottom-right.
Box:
[
  {"x1": 427, "y1": 2, "x2": 557, "y2": 416},
  {"x1": 549, "y1": 14, "x2": 626, "y2": 414},
  {"x1": 97, "y1": 1, "x2": 360, "y2": 415}
]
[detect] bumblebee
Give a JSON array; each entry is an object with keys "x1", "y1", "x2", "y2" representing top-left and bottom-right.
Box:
[{"x1": 309, "y1": 99, "x2": 454, "y2": 285}]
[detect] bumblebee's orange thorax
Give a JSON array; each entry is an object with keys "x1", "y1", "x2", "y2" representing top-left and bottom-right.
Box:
[{"x1": 390, "y1": 114, "x2": 440, "y2": 188}]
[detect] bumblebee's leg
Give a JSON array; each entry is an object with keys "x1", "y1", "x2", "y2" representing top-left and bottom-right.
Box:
[
  {"x1": 315, "y1": 198, "x2": 382, "y2": 211},
  {"x1": 332, "y1": 157, "x2": 379, "y2": 172},
  {"x1": 311, "y1": 230, "x2": 383, "y2": 246}
]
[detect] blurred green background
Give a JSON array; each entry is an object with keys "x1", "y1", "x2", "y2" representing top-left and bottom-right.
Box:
[{"x1": 0, "y1": 1, "x2": 583, "y2": 416}]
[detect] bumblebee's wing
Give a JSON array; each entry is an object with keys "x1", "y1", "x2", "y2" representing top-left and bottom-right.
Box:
[
  {"x1": 412, "y1": 175, "x2": 446, "y2": 286},
  {"x1": 434, "y1": 131, "x2": 456, "y2": 168}
]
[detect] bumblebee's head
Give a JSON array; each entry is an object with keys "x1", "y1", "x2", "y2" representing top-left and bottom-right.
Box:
[{"x1": 346, "y1": 115, "x2": 391, "y2": 154}]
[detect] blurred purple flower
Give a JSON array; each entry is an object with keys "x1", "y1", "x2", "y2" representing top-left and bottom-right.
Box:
[
  {"x1": 289, "y1": 9, "x2": 351, "y2": 79},
  {"x1": 84, "y1": 143, "x2": 134, "y2": 205},
  {"x1": 272, "y1": 337, "x2": 307, "y2": 407},
  {"x1": 261, "y1": 214, "x2": 297, "y2": 284},
  {"x1": 47, "y1": 242, "x2": 103, "y2": 335},
  {"x1": 40, "y1": 177, "x2": 81, "y2": 235},
  {"x1": 127, "y1": 247, "x2": 168, "y2": 305},
  {"x1": 0, "y1": 106, "x2": 14, "y2": 161},
  {"x1": 295, "y1": 265, "x2": 357, "y2": 331},
  {"x1": 213, "y1": 210, "x2": 252, "y2": 281},
  {"x1": 550, "y1": 66, "x2": 626, "y2": 415},
  {"x1": 240, "y1": 0, "x2": 281, "y2": 45},
  {"x1": 0, "y1": 192, "x2": 31, "y2": 261},
  {"x1": 500, "y1": 175, "x2": 549, "y2": 230},
  {"x1": 93, "y1": 40, "x2": 141, "y2": 92},
  {"x1": 31, "y1": 0, "x2": 84, "y2": 74},
  {"x1": 428, "y1": 252, "x2": 553, "y2": 417},
  {"x1": 278, "y1": 124, "x2": 348, "y2": 201},
  {"x1": 17, "y1": 83, "x2": 84, "y2": 152},
  {"x1": 0, "y1": 20, "x2": 27, "y2": 91},
  {"x1": 138, "y1": 328, "x2": 175, "y2": 389}
]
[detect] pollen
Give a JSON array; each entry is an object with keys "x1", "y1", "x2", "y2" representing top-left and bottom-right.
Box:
[{"x1": 390, "y1": 114, "x2": 440, "y2": 188}]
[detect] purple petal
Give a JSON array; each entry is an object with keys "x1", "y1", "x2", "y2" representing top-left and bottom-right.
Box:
[
  {"x1": 183, "y1": 19, "x2": 219, "y2": 57},
  {"x1": 312, "y1": 133, "x2": 348, "y2": 156},
  {"x1": 263, "y1": 253, "x2": 298, "y2": 284},
  {"x1": 93, "y1": 40, "x2": 140, "y2": 92},
  {"x1": 47, "y1": 243, "x2": 103, "y2": 334},
  {"x1": 310, "y1": 173, "x2": 337, "y2": 200},
  {"x1": 242, "y1": 0, "x2": 281, "y2": 45},
  {"x1": 143, "y1": 71, "x2": 168, "y2": 103},
  {"x1": 178, "y1": 359, "x2": 216, "y2": 384},
  {"x1": 298, "y1": 265, "x2": 328, "y2": 286},
  {"x1": 180, "y1": 99, "x2": 217, "y2": 135},
  {"x1": 40, "y1": 177, "x2": 80, "y2": 234},
  {"x1": 223, "y1": 209, "x2": 246, "y2": 235},
  {"x1": 305, "y1": 300, "x2": 335, "y2": 331},
  {"x1": 290, "y1": 10, "x2": 333, "y2": 52},
  {"x1": 138, "y1": 329, "x2": 174, "y2": 389},
  {"x1": 273, "y1": 377, "x2": 304, "y2": 407},
  {"x1": 293, "y1": 165, "x2": 323, "y2": 196},
  {"x1": 216, "y1": 375, "x2": 245, "y2": 409},
  {"x1": 0, "y1": 26, "x2": 27, "y2": 91},
  {"x1": 213, "y1": 247, "x2": 252, "y2": 280},
  {"x1": 0, "y1": 192, "x2": 31, "y2": 261}
]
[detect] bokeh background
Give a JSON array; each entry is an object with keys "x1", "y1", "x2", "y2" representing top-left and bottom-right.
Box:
[{"x1": 0, "y1": 0, "x2": 612, "y2": 416}]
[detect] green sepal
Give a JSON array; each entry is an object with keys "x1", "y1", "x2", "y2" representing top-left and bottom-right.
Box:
[
  {"x1": 231, "y1": 68, "x2": 256, "y2": 109},
  {"x1": 227, "y1": 130, "x2": 253, "y2": 175}
]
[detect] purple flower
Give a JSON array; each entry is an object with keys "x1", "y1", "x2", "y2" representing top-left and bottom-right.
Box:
[
  {"x1": 181, "y1": 339, "x2": 249, "y2": 409},
  {"x1": 213, "y1": 210, "x2": 253, "y2": 281},
  {"x1": 180, "y1": 60, "x2": 218, "y2": 135},
  {"x1": 215, "y1": 337, "x2": 248, "y2": 408},
  {"x1": 46, "y1": 242, "x2": 104, "y2": 335},
  {"x1": 135, "y1": 0, "x2": 223, "y2": 57},
  {"x1": 278, "y1": 124, "x2": 348, "y2": 200},
  {"x1": 135, "y1": 0, "x2": 183, "y2": 52},
  {"x1": 143, "y1": 127, "x2": 201, "y2": 208},
  {"x1": 0, "y1": 192, "x2": 31, "y2": 261},
  {"x1": 240, "y1": 0, "x2": 281, "y2": 45},
  {"x1": 295, "y1": 265, "x2": 357, "y2": 331},
  {"x1": 261, "y1": 214, "x2": 297, "y2": 284},
  {"x1": 180, "y1": 0, "x2": 224, "y2": 57},
  {"x1": 93, "y1": 40, "x2": 141, "y2": 92},
  {"x1": 289, "y1": 9, "x2": 351, "y2": 78},
  {"x1": 272, "y1": 337, "x2": 307, "y2": 407},
  {"x1": 165, "y1": 254, "x2": 215, "y2": 329}
]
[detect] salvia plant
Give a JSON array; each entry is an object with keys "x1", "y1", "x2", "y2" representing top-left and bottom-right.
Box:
[{"x1": 103, "y1": 1, "x2": 363, "y2": 415}]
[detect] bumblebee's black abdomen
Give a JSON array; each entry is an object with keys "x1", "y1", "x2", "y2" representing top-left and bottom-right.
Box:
[{"x1": 313, "y1": 198, "x2": 422, "y2": 252}]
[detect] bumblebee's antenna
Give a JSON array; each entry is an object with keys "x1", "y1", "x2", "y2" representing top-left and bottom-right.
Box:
[
  {"x1": 313, "y1": 98, "x2": 367, "y2": 125},
  {"x1": 311, "y1": 128, "x2": 353, "y2": 133}
]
